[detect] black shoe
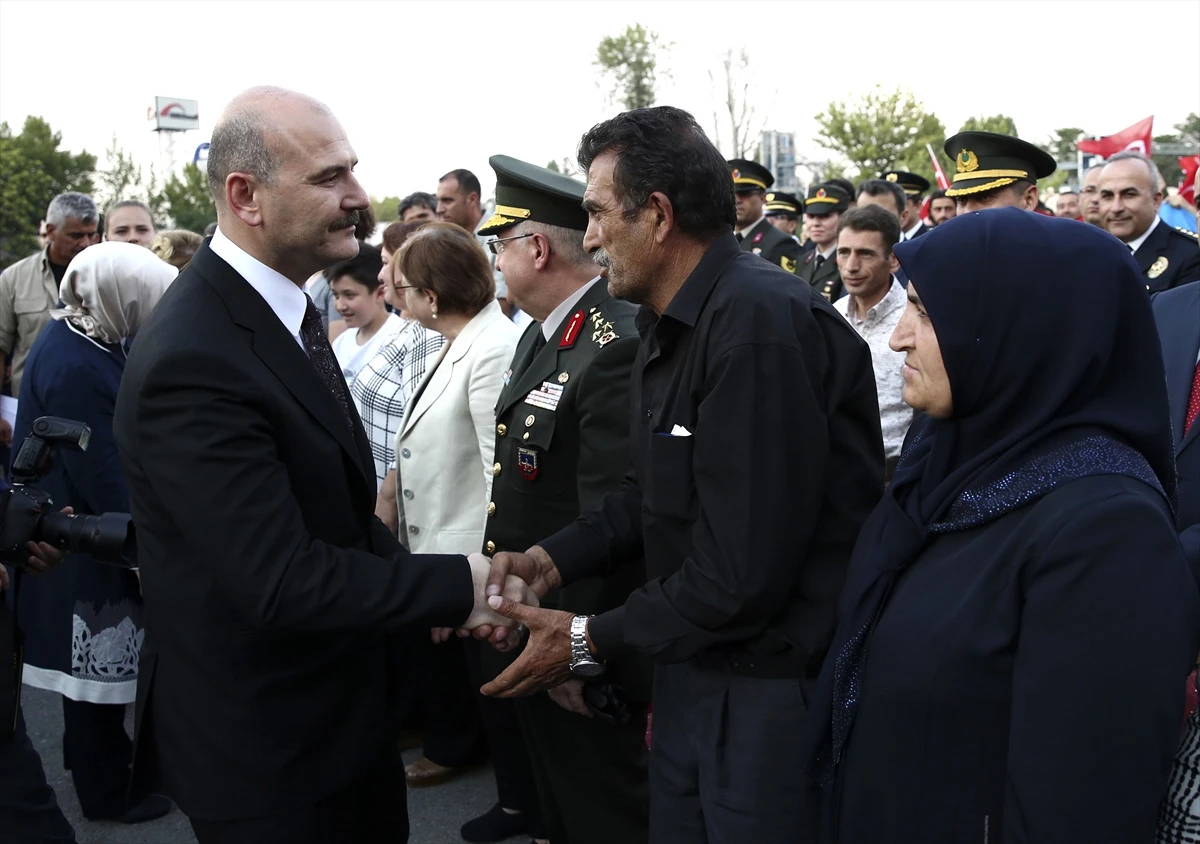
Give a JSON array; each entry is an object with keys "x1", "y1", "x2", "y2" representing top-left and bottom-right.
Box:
[
  {"x1": 461, "y1": 803, "x2": 526, "y2": 843},
  {"x1": 116, "y1": 794, "x2": 171, "y2": 824}
]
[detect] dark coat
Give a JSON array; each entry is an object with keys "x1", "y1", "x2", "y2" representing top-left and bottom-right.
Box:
[
  {"x1": 833, "y1": 476, "x2": 1199, "y2": 843},
  {"x1": 113, "y1": 241, "x2": 473, "y2": 821},
  {"x1": 739, "y1": 218, "x2": 804, "y2": 274},
  {"x1": 1136, "y1": 220, "x2": 1200, "y2": 293},
  {"x1": 1153, "y1": 280, "x2": 1200, "y2": 568},
  {"x1": 799, "y1": 247, "x2": 842, "y2": 302},
  {"x1": 485, "y1": 281, "x2": 651, "y2": 697}
]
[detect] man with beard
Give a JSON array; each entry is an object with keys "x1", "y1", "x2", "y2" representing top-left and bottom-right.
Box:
[
  {"x1": 927, "y1": 190, "x2": 956, "y2": 226},
  {"x1": 942, "y1": 131, "x2": 1057, "y2": 213},
  {"x1": 798, "y1": 182, "x2": 851, "y2": 301},
  {"x1": 728, "y1": 158, "x2": 804, "y2": 273},
  {"x1": 476, "y1": 106, "x2": 883, "y2": 843},
  {"x1": 880, "y1": 170, "x2": 932, "y2": 239}
]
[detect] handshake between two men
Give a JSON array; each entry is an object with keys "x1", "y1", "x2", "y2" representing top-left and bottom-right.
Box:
[{"x1": 450, "y1": 546, "x2": 583, "y2": 700}]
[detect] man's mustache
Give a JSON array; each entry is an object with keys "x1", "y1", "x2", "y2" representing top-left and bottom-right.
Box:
[{"x1": 329, "y1": 210, "x2": 361, "y2": 232}]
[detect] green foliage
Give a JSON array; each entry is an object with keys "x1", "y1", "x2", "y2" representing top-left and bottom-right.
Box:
[
  {"x1": 1176, "y1": 112, "x2": 1200, "y2": 146},
  {"x1": 595, "y1": 24, "x2": 662, "y2": 111},
  {"x1": 96, "y1": 135, "x2": 169, "y2": 226},
  {"x1": 160, "y1": 163, "x2": 215, "y2": 234},
  {"x1": 370, "y1": 195, "x2": 401, "y2": 223},
  {"x1": 813, "y1": 86, "x2": 947, "y2": 186},
  {"x1": 0, "y1": 116, "x2": 96, "y2": 267},
  {"x1": 959, "y1": 114, "x2": 1019, "y2": 136}
]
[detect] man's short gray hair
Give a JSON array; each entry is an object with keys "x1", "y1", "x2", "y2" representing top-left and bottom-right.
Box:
[
  {"x1": 1103, "y1": 151, "x2": 1164, "y2": 192},
  {"x1": 515, "y1": 221, "x2": 592, "y2": 269},
  {"x1": 206, "y1": 111, "x2": 278, "y2": 203},
  {"x1": 46, "y1": 192, "x2": 98, "y2": 227}
]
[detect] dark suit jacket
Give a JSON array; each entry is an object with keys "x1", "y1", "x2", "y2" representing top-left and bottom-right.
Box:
[
  {"x1": 113, "y1": 241, "x2": 474, "y2": 821},
  {"x1": 1153, "y1": 280, "x2": 1200, "y2": 569},
  {"x1": 739, "y1": 218, "x2": 804, "y2": 274},
  {"x1": 1136, "y1": 220, "x2": 1200, "y2": 293},
  {"x1": 484, "y1": 282, "x2": 650, "y2": 697},
  {"x1": 799, "y1": 248, "x2": 842, "y2": 302}
]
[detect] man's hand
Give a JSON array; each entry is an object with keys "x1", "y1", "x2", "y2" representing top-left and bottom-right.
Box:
[
  {"x1": 547, "y1": 679, "x2": 593, "y2": 718},
  {"x1": 487, "y1": 545, "x2": 562, "y2": 601},
  {"x1": 20, "y1": 506, "x2": 72, "y2": 576},
  {"x1": 460, "y1": 553, "x2": 539, "y2": 650},
  {"x1": 480, "y1": 596, "x2": 574, "y2": 698}
]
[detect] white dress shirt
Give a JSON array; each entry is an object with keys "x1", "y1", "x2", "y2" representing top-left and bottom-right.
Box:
[
  {"x1": 541, "y1": 278, "x2": 600, "y2": 342},
  {"x1": 902, "y1": 219, "x2": 925, "y2": 241},
  {"x1": 1125, "y1": 214, "x2": 1160, "y2": 254},
  {"x1": 735, "y1": 215, "x2": 767, "y2": 239},
  {"x1": 210, "y1": 228, "x2": 308, "y2": 348}
]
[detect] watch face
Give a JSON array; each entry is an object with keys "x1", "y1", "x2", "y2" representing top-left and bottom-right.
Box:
[{"x1": 570, "y1": 660, "x2": 607, "y2": 679}]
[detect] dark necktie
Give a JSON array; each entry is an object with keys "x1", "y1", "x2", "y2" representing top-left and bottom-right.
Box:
[
  {"x1": 300, "y1": 297, "x2": 355, "y2": 430},
  {"x1": 735, "y1": 232, "x2": 744, "y2": 243},
  {"x1": 815, "y1": 253, "x2": 826, "y2": 271},
  {"x1": 1186, "y1": 360, "x2": 1200, "y2": 435},
  {"x1": 531, "y1": 330, "x2": 547, "y2": 358}
]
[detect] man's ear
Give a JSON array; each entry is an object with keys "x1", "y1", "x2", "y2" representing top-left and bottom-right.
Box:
[
  {"x1": 646, "y1": 191, "x2": 676, "y2": 244},
  {"x1": 227, "y1": 173, "x2": 263, "y2": 227},
  {"x1": 888, "y1": 251, "x2": 900, "y2": 273}
]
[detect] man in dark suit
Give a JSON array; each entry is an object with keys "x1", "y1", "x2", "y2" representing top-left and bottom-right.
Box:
[
  {"x1": 881, "y1": 170, "x2": 933, "y2": 240},
  {"x1": 727, "y1": 159, "x2": 804, "y2": 274},
  {"x1": 465, "y1": 155, "x2": 650, "y2": 844},
  {"x1": 112, "y1": 86, "x2": 522, "y2": 844},
  {"x1": 1100, "y1": 152, "x2": 1200, "y2": 293},
  {"x1": 1152, "y1": 280, "x2": 1200, "y2": 568},
  {"x1": 799, "y1": 182, "x2": 851, "y2": 301}
]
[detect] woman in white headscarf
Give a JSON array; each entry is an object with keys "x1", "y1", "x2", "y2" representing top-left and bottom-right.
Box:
[{"x1": 11, "y1": 241, "x2": 176, "y2": 824}]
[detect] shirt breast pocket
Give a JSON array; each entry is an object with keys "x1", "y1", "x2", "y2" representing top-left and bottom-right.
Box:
[{"x1": 644, "y1": 433, "x2": 696, "y2": 520}]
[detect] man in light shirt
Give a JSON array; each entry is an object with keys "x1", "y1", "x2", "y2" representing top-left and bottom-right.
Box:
[{"x1": 833, "y1": 205, "x2": 913, "y2": 482}]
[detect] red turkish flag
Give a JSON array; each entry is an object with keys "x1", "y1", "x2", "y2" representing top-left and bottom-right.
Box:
[
  {"x1": 1077, "y1": 116, "x2": 1154, "y2": 158},
  {"x1": 1179, "y1": 155, "x2": 1200, "y2": 205}
]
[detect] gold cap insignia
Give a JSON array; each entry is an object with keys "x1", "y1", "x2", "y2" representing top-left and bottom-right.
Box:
[
  {"x1": 957, "y1": 149, "x2": 980, "y2": 174},
  {"x1": 766, "y1": 193, "x2": 775, "y2": 201},
  {"x1": 885, "y1": 173, "x2": 898, "y2": 182},
  {"x1": 816, "y1": 188, "x2": 827, "y2": 198},
  {"x1": 1148, "y1": 256, "x2": 1169, "y2": 279},
  {"x1": 731, "y1": 169, "x2": 741, "y2": 180}
]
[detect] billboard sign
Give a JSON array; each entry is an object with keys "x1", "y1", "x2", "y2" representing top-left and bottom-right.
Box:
[{"x1": 154, "y1": 97, "x2": 199, "y2": 132}]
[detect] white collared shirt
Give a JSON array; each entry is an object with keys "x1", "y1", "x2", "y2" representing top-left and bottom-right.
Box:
[
  {"x1": 1124, "y1": 214, "x2": 1160, "y2": 255},
  {"x1": 210, "y1": 228, "x2": 309, "y2": 349},
  {"x1": 903, "y1": 219, "x2": 925, "y2": 241},
  {"x1": 541, "y1": 277, "x2": 601, "y2": 343},
  {"x1": 735, "y1": 215, "x2": 767, "y2": 239},
  {"x1": 833, "y1": 277, "x2": 913, "y2": 458}
]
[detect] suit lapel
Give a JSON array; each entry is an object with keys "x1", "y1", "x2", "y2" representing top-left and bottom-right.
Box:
[
  {"x1": 496, "y1": 322, "x2": 543, "y2": 412},
  {"x1": 1134, "y1": 224, "x2": 1166, "y2": 275},
  {"x1": 401, "y1": 343, "x2": 452, "y2": 433}
]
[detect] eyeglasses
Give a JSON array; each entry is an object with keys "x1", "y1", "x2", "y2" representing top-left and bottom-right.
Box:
[{"x1": 486, "y1": 232, "x2": 536, "y2": 255}]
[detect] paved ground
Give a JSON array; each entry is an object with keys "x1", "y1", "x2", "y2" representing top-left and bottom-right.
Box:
[{"x1": 22, "y1": 686, "x2": 526, "y2": 844}]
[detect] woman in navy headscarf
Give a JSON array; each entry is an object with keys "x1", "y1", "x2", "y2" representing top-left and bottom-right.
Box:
[{"x1": 802, "y1": 207, "x2": 1200, "y2": 842}]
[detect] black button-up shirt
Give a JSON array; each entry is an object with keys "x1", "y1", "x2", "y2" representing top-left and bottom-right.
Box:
[{"x1": 540, "y1": 233, "x2": 883, "y2": 676}]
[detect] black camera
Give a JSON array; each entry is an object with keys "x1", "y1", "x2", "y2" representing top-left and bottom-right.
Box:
[{"x1": 0, "y1": 416, "x2": 137, "y2": 568}]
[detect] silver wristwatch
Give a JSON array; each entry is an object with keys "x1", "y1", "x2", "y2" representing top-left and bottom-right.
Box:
[{"x1": 569, "y1": 615, "x2": 606, "y2": 678}]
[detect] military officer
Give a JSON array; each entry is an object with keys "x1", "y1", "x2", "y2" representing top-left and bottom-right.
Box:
[
  {"x1": 943, "y1": 131, "x2": 1057, "y2": 213},
  {"x1": 1097, "y1": 150, "x2": 1200, "y2": 293},
  {"x1": 881, "y1": 170, "x2": 933, "y2": 239},
  {"x1": 728, "y1": 158, "x2": 805, "y2": 273},
  {"x1": 799, "y1": 182, "x2": 851, "y2": 301},
  {"x1": 764, "y1": 191, "x2": 805, "y2": 244},
  {"x1": 478, "y1": 155, "x2": 650, "y2": 844}
]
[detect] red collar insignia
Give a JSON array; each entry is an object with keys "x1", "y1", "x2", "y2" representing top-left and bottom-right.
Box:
[
  {"x1": 752, "y1": 231, "x2": 764, "y2": 244},
  {"x1": 559, "y1": 309, "x2": 584, "y2": 349}
]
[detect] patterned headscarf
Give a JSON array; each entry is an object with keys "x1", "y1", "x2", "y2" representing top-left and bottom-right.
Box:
[{"x1": 51, "y1": 241, "x2": 177, "y2": 344}]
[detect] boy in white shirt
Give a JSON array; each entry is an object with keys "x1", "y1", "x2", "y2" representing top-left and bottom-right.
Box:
[{"x1": 329, "y1": 245, "x2": 404, "y2": 384}]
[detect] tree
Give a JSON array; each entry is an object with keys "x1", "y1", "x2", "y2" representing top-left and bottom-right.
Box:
[
  {"x1": 595, "y1": 24, "x2": 663, "y2": 111},
  {"x1": 0, "y1": 116, "x2": 96, "y2": 268},
  {"x1": 370, "y1": 195, "x2": 401, "y2": 224},
  {"x1": 710, "y1": 48, "x2": 762, "y2": 158},
  {"x1": 1041, "y1": 127, "x2": 1086, "y2": 163},
  {"x1": 1154, "y1": 114, "x2": 1200, "y2": 187},
  {"x1": 159, "y1": 163, "x2": 215, "y2": 233},
  {"x1": 958, "y1": 114, "x2": 1019, "y2": 137},
  {"x1": 95, "y1": 135, "x2": 168, "y2": 224},
  {"x1": 813, "y1": 86, "x2": 947, "y2": 186}
]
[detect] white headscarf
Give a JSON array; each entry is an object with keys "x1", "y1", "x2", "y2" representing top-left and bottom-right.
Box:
[{"x1": 51, "y1": 242, "x2": 177, "y2": 344}]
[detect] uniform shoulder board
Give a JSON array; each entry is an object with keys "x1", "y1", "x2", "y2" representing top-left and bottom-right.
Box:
[
  {"x1": 588, "y1": 308, "x2": 620, "y2": 348},
  {"x1": 1173, "y1": 227, "x2": 1199, "y2": 240}
]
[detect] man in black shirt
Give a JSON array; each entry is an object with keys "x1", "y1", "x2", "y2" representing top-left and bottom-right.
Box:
[{"x1": 479, "y1": 106, "x2": 884, "y2": 842}]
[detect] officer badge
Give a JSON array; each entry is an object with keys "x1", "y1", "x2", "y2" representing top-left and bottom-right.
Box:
[
  {"x1": 517, "y1": 447, "x2": 539, "y2": 481},
  {"x1": 766, "y1": 193, "x2": 775, "y2": 201},
  {"x1": 752, "y1": 247, "x2": 762, "y2": 255},
  {"x1": 885, "y1": 173, "x2": 899, "y2": 182},
  {"x1": 1148, "y1": 256, "x2": 1168, "y2": 279},
  {"x1": 731, "y1": 168, "x2": 741, "y2": 180},
  {"x1": 957, "y1": 149, "x2": 980, "y2": 173},
  {"x1": 596, "y1": 331, "x2": 617, "y2": 347},
  {"x1": 782, "y1": 256, "x2": 798, "y2": 273},
  {"x1": 816, "y1": 188, "x2": 827, "y2": 199}
]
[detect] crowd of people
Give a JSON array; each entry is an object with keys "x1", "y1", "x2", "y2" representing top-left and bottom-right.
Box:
[{"x1": 0, "y1": 83, "x2": 1199, "y2": 844}]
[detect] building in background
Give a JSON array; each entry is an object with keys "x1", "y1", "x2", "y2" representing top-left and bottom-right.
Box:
[{"x1": 760, "y1": 130, "x2": 802, "y2": 194}]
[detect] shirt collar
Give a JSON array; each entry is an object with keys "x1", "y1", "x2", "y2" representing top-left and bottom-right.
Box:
[
  {"x1": 903, "y1": 219, "x2": 925, "y2": 240},
  {"x1": 844, "y1": 276, "x2": 905, "y2": 322},
  {"x1": 735, "y1": 215, "x2": 766, "y2": 238},
  {"x1": 658, "y1": 232, "x2": 742, "y2": 329},
  {"x1": 1125, "y1": 214, "x2": 1160, "y2": 254},
  {"x1": 209, "y1": 227, "x2": 308, "y2": 340},
  {"x1": 542, "y1": 277, "x2": 600, "y2": 342}
]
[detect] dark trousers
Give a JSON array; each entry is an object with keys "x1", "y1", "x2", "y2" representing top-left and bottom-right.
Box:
[
  {"x1": 404, "y1": 634, "x2": 483, "y2": 766},
  {"x1": 465, "y1": 640, "x2": 545, "y2": 837},
  {"x1": 516, "y1": 689, "x2": 650, "y2": 844},
  {"x1": 0, "y1": 709, "x2": 76, "y2": 843},
  {"x1": 60, "y1": 697, "x2": 134, "y2": 819},
  {"x1": 649, "y1": 661, "x2": 818, "y2": 844},
  {"x1": 189, "y1": 745, "x2": 408, "y2": 844}
]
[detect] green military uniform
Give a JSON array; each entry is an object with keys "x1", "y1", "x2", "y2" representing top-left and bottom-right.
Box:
[
  {"x1": 728, "y1": 158, "x2": 805, "y2": 274},
  {"x1": 478, "y1": 155, "x2": 650, "y2": 844},
  {"x1": 798, "y1": 183, "x2": 851, "y2": 301}
]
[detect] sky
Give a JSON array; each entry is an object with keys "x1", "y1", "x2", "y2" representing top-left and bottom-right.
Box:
[{"x1": 2, "y1": 0, "x2": 1198, "y2": 202}]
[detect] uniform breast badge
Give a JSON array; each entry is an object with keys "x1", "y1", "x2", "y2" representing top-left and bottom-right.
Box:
[
  {"x1": 517, "y1": 447, "x2": 539, "y2": 481},
  {"x1": 1148, "y1": 256, "x2": 1168, "y2": 279},
  {"x1": 782, "y1": 256, "x2": 797, "y2": 273}
]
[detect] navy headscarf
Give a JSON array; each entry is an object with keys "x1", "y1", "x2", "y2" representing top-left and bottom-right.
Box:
[{"x1": 804, "y1": 207, "x2": 1177, "y2": 786}]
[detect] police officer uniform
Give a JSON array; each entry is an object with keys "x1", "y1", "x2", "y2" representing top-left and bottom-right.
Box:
[
  {"x1": 882, "y1": 170, "x2": 933, "y2": 239},
  {"x1": 943, "y1": 131, "x2": 1057, "y2": 205},
  {"x1": 799, "y1": 183, "x2": 851, "y2": 302},
  {"x1": 728, "y1": 159, "x2": 805, "y2": 273},
  {"x1": 478, "y1": 155, "x2": 650, "y2": 844},
  {"x1": 1129, "y1": 219, "x2": 1200, "y2": 293},
  {"x1": 764, "y1": 191, "x2": 805, "y2": 245}
]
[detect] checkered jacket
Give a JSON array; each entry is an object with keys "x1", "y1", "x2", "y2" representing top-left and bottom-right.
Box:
[{"x1": 348, "y1": 320, "x2": 446, "y2": 489}]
